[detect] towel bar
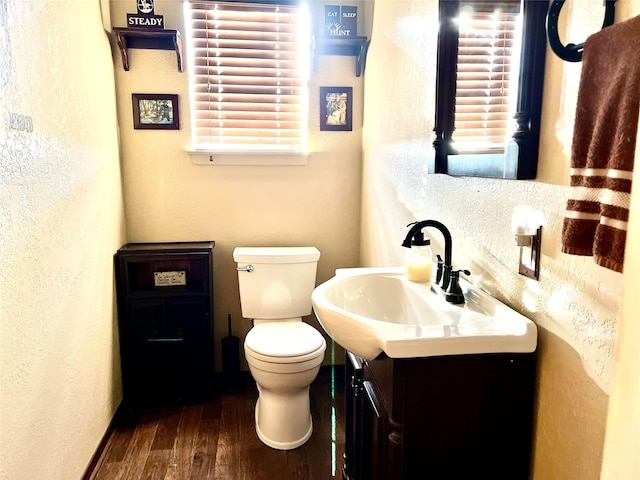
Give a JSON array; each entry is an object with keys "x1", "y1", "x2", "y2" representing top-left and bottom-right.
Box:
[{"x1": 546, "y1": 0, "x2": 617, "y2": 62}]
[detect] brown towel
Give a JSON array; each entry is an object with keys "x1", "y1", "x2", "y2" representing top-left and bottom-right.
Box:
[{"x1": 561, "y1": 15, "x2": 640, "y2": 273}]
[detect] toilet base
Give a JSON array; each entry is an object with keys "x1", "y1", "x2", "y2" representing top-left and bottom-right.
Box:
[
  {"x1": 252, "y1": 382, "x2": 315, "y2": 450},
  {"x1": 255, "y1": 400, "x2": 313, "y2": 450}
]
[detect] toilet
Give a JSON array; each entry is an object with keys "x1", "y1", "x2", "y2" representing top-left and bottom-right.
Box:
[{"x1": 233, "y1": 246, "x2": 326, "y2": 450}]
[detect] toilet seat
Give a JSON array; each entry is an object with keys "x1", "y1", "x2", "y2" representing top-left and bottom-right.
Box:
[{"x1": 245, "y1": 322, "x2": 326, "y2": 364}]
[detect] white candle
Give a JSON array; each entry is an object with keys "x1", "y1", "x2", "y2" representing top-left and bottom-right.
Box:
[{"x1": 406, "y1": 261, "x2": 432, "y2": 283}]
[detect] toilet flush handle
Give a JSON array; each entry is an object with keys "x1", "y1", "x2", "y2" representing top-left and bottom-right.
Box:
[{"x1": 236, "y1": 265, "x2": 254, "y2": 273}]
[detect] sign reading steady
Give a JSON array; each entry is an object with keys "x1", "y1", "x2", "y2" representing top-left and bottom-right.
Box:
[{"x1": 127, "y1": 0, "x2": 164, "y2": 29}]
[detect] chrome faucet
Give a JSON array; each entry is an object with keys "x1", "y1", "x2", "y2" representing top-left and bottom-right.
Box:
[{"x1": 402, "y1": 220, "x2": 468, "y2": 304}]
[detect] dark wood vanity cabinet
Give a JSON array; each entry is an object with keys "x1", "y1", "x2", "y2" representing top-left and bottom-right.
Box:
[
  {"x1": 115, "y1": 242, "x2": 215, "y2": 406},
  {"x1": 344, "y1": 350, "x2": 536, "y2": 480}
]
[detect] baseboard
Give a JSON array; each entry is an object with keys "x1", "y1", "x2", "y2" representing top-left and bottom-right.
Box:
[{"x1": 81, "y1": 402, "x2": 125, "y2": 480}]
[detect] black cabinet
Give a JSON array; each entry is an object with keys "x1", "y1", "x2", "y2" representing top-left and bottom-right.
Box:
[
  {"x1": 115, "y1": 242, "x2": 215, "y2": 406},
  {"x1": 344, "y1": 350, "x2": 536, "y2": 479}
]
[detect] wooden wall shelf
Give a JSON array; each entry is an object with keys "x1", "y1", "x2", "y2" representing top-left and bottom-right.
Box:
[
  {"x1": 113, "y1": 28, "x2": 183, "y2": 72},
  {"x1": 312, "y1": 36, "x2": 370, "y2": 77}
]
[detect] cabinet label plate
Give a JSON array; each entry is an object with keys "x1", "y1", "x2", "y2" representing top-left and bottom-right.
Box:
[{"x1": 154, "y1": 271, "x2": 186, "y2": 286}]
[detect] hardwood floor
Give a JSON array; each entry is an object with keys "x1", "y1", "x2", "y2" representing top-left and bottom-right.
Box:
[{"x1": 89, "y1": 367, "x2": 345, "y2": 480}]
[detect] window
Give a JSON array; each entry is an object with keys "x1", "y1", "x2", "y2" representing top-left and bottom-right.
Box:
[
  {"x1": 185, "y1": 1, "x2": 309, "y2": 152},
  {"x1": 453, "y1": 1, "x2": 521, "y2": 153},
  {"x1": 432, "y1": 0, "x2": 547, "y2": 179}
]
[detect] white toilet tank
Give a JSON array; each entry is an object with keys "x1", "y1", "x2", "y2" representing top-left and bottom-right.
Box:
[{"x1": 233, "y1": 247, "x2": 321, "y2": 320}]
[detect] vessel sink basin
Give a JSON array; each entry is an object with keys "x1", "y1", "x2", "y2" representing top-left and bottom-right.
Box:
[{"x1": 311, "y1": 267, "x2": 537, "y2": 360}]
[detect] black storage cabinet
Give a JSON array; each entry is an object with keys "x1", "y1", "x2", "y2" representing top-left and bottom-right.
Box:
[{"x1": 115, "y1": 241, "x2": 215, "y2": 406}]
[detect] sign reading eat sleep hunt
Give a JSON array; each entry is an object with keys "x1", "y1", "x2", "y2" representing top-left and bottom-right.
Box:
[
  {"x1": 324, "y1": 5, "x2": 357, "y2": 37},
  {"x1": 127, "y1": 0, "x2": 165, "y2": 29}
]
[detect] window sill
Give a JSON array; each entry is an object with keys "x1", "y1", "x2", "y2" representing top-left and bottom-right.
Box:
[
  {"x1": 444, "y1": 145, "x2": 517, "y2": 178},
  {"x1": 188, "y1": 150, "x2": 309, "y2": 166}
]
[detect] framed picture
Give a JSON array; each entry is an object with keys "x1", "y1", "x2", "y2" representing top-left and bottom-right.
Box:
[
  {"x1": 132, "y1": 93, "x2": 179, "y2": 130},
  {"x1": 320, "y1": 86, "x2": 352, "y2": 131}
]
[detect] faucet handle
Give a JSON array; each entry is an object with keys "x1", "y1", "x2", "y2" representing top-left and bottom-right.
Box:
[
  {"x1": 453, "y1": 268, "x2": 470, "y2": 276},
  {"x1": 444, "y1": 269, "x2": 470, "y2": 304}
]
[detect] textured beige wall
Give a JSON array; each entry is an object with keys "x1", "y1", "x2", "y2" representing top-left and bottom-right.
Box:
[
  {"x1": 600, "y1": 112, "x2": 640, "y2": 479},
  {"x1": 361, "y1": 1, "x2": 639, "y2": 479},
  {"x1": 0, "y1": 1, "x2": 126, "y2": 479},
  {"x1": 110, "y1": 0, "x2": 361, "y2": 369}
]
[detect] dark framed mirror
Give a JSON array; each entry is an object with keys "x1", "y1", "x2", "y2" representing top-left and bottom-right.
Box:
[{"x1": 431, "y1": 0, "x2": 547, "y2": 179}]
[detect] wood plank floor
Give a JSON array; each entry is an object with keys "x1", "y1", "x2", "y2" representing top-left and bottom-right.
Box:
[{"x1": 89, "y1": 367, "x2": 345, "y2": 480}]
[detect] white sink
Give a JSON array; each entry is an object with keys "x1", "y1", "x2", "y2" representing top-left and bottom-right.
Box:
[{"x1": 311, "y1": 267, "x2": 537, "y2": 360}]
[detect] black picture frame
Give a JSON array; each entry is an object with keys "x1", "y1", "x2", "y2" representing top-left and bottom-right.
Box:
[
  {"x1": 320, "y1": 86, "x2": 353, "y2": 131},
  {"x1": 132, "y1": 93, "x2": 179, "y2": 130}
]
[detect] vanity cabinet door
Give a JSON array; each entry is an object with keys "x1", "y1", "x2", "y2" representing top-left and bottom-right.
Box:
[
  {"x1": 344, "y1": 352, "x2": 363, "y2": 480},
  {"x1": 361, "y1": 380, "x2": 390, "y2": 480},
  {"x1": 344, "y1": 352, "x2": 392, "y2": 480}
]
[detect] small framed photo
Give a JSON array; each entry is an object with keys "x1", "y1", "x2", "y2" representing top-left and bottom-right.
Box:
[
  {"x1": 132, "y1": 93, "x2": 179, "y2": 130},
  {"x1": 320, "y1": 86, "x2": 352, "y2": 131}
]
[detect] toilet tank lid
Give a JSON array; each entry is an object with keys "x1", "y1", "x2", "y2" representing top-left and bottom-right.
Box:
[{"x1": 233, "y1": 247, "x2": 320, "y2": 264}]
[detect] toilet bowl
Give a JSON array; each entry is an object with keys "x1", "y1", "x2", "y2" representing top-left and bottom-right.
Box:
[
  {"x1": 244, "y1": 322, "x2": 326, "y2": 449},
  {"x1": 233, "y1": 246, "x2": 325, "y2": 450}
]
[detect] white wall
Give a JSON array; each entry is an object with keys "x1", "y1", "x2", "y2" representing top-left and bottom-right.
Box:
[
  {"x1": 110, "y1": 0, "x2": 363, "y2": 369},
  {"x1": 0, "y1": 1, "x2": 126, "y2": 479},
  {"x1": 360, "y1": 1, "x2": 640, "y2": 479}
]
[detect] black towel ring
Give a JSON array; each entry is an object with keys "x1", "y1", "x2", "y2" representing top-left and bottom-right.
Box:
[{"x1": 546, "y1": 0, "x2": 617, "y2": 62}]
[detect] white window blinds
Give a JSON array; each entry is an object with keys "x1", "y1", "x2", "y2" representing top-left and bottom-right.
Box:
[
  {"x1": 453, "y1": 1, "x2": 522, "y2": 153},
  {"x1": 186, "y1": 1, "x2": 308, "y2": 151}
]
